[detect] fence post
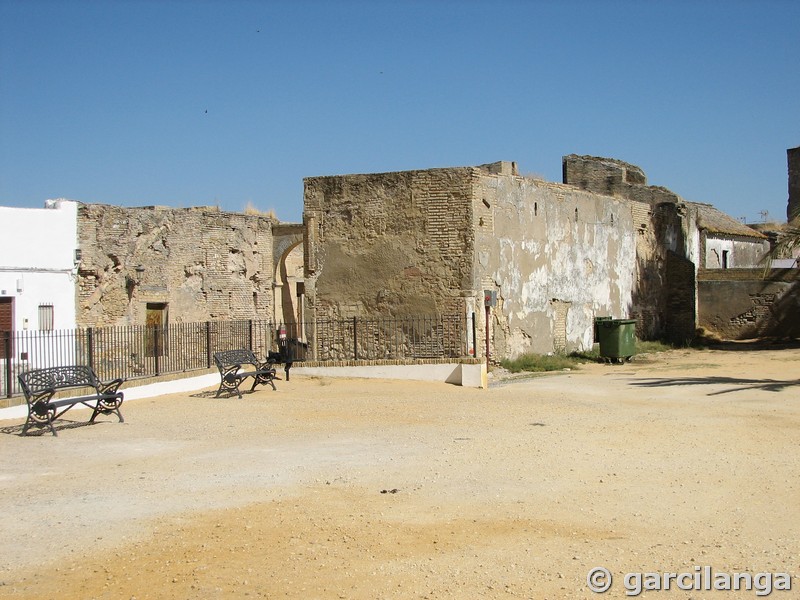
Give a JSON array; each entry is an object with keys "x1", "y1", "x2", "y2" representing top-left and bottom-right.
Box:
[
  {"x1": 86, "y1": 327, "x2": 95, "y2": 371},
  {"x1": 248, "y1": 319, "x2": 254, "y2": 351},
  {"x1": 153, "y1": 327, "x2": 161, "y2": 375},
  {"x1": 3, "y1": 331, "x2": 11, "y2": 398},
  {"x1": 352, "y1": 316, "x2": 358, "y2": 360},
  {"x1": 205, "y1": 321, "x2": 212, "y2": 368}
]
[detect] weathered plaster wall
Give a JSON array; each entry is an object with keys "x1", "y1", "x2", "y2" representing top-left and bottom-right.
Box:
[
  {"x1": 472, "y1": 173, "x2": 638, "y2": 357},
  {"x1": 76, "y1": 204, "x2": 275, "y2": 327},
  {"x1": 564, "y1": 155, "x2": 708, "y2": 343},
  {"x1": 703, "y1": 235, "x2": 770, "y2": 269},
  {"x1": 303, "y1": 168, "x2": 475, "y2": 322}
]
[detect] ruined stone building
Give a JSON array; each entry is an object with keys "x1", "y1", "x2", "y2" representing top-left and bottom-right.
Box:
[
  {"x1": 37, "y1": 203, "x2": 303, "y2": 327},
  {"x1": 302, "y1": 154, "x2": 778, "y2": 360},
  {"x1": 75, "y1": 204, "x2": 305, "y2": 330},
  {"x1": 77, "y1": 204, "x2": 270, "y2": 328},
  {"x1": 1, "y1": 200, "x2": 306, "y2": 339},
  {"x1": 2, "y1": 148, "x2": 796, "y2": 367}
]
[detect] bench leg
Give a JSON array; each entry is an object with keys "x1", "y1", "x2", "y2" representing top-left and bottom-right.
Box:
[
  {"x1": 22, "y1": 411, "x2": 57, "y2": 437},
  {"x1": 89, "y1": 401, "x2": 125, "y2": 424},
  {"x1": 217, "y1": 377, "x2": 243, "y2": 398}
]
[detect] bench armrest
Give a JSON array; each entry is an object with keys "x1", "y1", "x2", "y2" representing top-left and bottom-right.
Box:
[
  {"x1": 28, "y1": 388, "x2": 57, "y2": 412},
  {"x1": 220, "y1": 363, "x2": 244, "y2": 381},
  {"x1": 97, "y1": 378, "x2": 125, "y2": 396}
]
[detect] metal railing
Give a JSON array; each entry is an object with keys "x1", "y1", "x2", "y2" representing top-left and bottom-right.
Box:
[
  {"x1": 1, "y1": 314, "x2": 469, "y2": 398},
  {"x1": 312, "y1": 314, "x2": 465, "y2": 361}
]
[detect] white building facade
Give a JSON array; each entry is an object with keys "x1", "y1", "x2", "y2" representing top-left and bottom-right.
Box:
[{"x1": 0, "y1": 200, "x2": 78, "y2": 340}]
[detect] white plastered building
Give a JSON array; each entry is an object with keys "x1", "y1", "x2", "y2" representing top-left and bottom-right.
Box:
[{"x1": 0, "y1": 199, "x2": 78, "y2": 341}]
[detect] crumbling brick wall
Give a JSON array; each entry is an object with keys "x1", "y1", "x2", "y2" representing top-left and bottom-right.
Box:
[
  {"x1": 76, "y1": 204, "x2": 275, "y2": 327},
  {"x1": 303, "y1": 167, "x2": 475, "y2": 322},
  {"x1": 698, "y1": 269, "x2": 800, "y2": 339}
]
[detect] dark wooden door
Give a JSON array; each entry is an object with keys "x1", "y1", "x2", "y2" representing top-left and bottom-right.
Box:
[{"x1": 0, "y1": 298, "x2": 12, "y2": 359}]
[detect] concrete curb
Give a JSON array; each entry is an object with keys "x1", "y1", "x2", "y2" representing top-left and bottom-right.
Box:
[{"x1": 0, "y1": 363, "x2": 487, "y2": 422}]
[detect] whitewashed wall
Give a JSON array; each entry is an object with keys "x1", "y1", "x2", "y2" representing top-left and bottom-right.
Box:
[{"x1": 0, "y1": 200, "x2": 78, "y2": 332}]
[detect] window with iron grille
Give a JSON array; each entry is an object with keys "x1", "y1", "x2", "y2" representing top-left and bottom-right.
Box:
[{"x1": 38, "y1": 304, "x2": 54, "y2": 331}]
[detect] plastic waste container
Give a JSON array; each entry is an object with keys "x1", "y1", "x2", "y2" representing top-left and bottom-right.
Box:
[
  {"x1": 597, "y1": 319, "x2": 636, "y2": 363},
  {"x1": 594, "y1": 316, "x2": 612, "y2": 344}
]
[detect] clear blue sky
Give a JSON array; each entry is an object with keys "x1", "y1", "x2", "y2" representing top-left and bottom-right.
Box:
[{"x1": 1, "y1": 0, "x2": 798, "y2": 224}]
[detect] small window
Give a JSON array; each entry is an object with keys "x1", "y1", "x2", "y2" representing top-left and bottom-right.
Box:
[
  {"x1": 38, "y1": 304, "x2": 54, "y2": 331},
  {"x1": 534, "y1": 202, "x2": 538, "y2": 216},
  {"x1": 574, "y1": 208, "x2": 579, "y2": 222},
  {"x1": 722, "y1": 250, "x2": 729, "y2": 269}
]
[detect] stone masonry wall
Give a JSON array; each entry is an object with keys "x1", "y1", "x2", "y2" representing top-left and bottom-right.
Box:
[
  {"x1": 77, "y1": 204, "x2": 275, "y2": 327},
  {"x1": 562, "y1": 154, "x2": 685, "y2": 206}
]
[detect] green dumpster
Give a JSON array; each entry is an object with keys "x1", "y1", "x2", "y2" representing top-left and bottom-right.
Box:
[
  {"x1": 594, "y1": 316, "x2": 612, "y2": 344},
  {"x1": 598, "y1": 319, "x2": 636, "y2": 363}
]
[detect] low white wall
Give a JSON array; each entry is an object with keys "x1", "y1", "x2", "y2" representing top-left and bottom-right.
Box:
[
  {"x1": 0, "y1": 363, "x2": 487, "y2": 422},
  {"x1": 0, "y1": 373, "x2": 220, "y2": 422},
  {"x1": 292, "y1": 362, "x2": 486, "y2": 388}
]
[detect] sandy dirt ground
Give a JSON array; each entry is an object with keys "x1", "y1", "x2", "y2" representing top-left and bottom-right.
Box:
[{"x1": 0, "y1": 345, "x2": 798, "y2": 599}]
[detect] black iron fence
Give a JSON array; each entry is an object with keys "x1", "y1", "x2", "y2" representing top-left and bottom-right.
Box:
[
  {"x1": 311, "y1": 314, "x2": 465, "y2": 361},
  {"x1": 1, "y1": 314, "x2": 469, "y2": 398}
]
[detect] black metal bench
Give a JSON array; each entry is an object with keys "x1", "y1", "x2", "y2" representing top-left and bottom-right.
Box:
[
  {"x1": 18, "y1": 365, "x2": 125, "y2": 436},
  {"x1": 267, "y1": 348, "x2": 294, "y2": 382},
  {"x1": 213, "y1": 349, "x2": 277, "y2": 398}
]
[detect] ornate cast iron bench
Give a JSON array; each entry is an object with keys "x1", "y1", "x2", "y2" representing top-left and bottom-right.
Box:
[
  {"x1": 267, "y1": 348, "x2": 293, "y2": 382},
  {"x1": 18, "y1": 365, "x2": 125, "y2": 436},
  {"x1": 213, "y1": 349, "x2": 277, "y2": 398}
]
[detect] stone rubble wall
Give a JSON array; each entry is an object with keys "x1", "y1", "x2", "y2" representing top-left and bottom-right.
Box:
[{"x1": 76, "y1": 204, "x2": 275, "y2": 327}]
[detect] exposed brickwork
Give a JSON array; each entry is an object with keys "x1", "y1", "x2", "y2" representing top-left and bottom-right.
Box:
[
  {"x1": 563, "y1": 154, "x2": 681, "y2": 205},
  {"x1": 303, "y1": 168, "x2": 475, "y2": 325},
  {"x1": 550, "y1": 300, "x2": 571, "y2": 354},
  {"x1": 697, "y1": 268, "x2": 800, "y2": 339}
]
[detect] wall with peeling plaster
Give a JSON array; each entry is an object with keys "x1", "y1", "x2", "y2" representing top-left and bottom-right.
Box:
[
  {"x1": 472, "y1": 172, "x2": 638, "y2": 357},
  {"x1": 304, "y1": 161, "x2": 651, "y2": 360}
]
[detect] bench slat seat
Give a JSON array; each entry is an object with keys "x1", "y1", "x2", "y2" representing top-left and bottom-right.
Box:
[
  {"x1": 213, "y1": 349, "x2": 277, "y2": 398},
  {"x1": 18, "y1": 366, "x2": 125, "y2": 436}
]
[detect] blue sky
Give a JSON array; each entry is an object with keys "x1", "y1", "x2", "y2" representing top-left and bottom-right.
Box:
[{"x1": 1, "y1": 0, "x2": 798, "y2": 224}]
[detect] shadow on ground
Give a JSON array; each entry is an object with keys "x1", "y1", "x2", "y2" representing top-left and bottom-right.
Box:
[
  {"x1": 1, "y1": 419, "x2": 99, "y2": 436},
  {"x1": 700, "y1": 338, "x2": 800, "y2": 352},
  {"x1": 631, "y1": 376, "x2": 800, "y2": 396}
]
